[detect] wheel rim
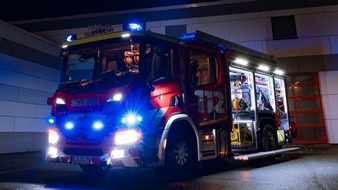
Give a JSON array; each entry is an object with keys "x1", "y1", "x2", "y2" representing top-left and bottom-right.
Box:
[
  {"x1": 266, "y1": 130, "x2": 276, "y2": 149},
  {"x1": 174, "y1": 141, "x2": 188, "y2": 165}
]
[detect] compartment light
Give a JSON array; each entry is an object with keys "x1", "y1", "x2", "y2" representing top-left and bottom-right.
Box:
[
  {"x1": 274, "y1": 69, "x2": 285, "y2": 76},
  {"x1": 233, "y1": 58, "x2": 248, "y2": 66},
  {"x1": 258, "y1": 65, "x2": 270, "y2": 71}
]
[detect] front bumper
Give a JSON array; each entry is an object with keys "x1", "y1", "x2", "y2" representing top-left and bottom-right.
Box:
[
  {"x1": 46, "y1": 145, "x2": 144, "y2": 167},
  {"x1": 46, "y1": 154, "x2": 109, "y2": 165}
]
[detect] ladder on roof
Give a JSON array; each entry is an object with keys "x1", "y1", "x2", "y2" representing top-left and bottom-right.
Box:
[{"x1": 191, "y1": 30, "x2": 277, "y2": 64}]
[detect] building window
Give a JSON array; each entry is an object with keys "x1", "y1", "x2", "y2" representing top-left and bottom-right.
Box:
[
  {"x1": 165, "y1": 25, "x2": 187, "y2": 38},
  {"x1": 271, "y1": 15, "x2": 297, "y2": 40}
]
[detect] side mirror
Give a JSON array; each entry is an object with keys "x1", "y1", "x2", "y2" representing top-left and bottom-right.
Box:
[
  {"x1": 148, "y1": 85, "x2": 155, "y2": 92},
  {"x1": 170, "y1": 96, "x2": 182, "y2": 107},
  {"x1": 47, "y1": 97, "x2": 53, "y2": 105}
]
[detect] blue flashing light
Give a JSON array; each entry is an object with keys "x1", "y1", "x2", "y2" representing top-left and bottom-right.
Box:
[
  {"x1": 93, "y1": 121, "x2": 104, "y2": 130},
  {"x1": 65, "y1": 122, "x2": 74, "y2": 130},
  {"x1": 179, "y1": 32, "x2": 196, "y2": 40},
  {"x1": 128, "y1": 23, "x2": 143, "y2": 31},
  {"x1": 124, "y1": 21, "x2": 144, "y2": 31},
  {"x1": 66, "y1": 34, "x2": 77, "y2": 42},
  {"x1": 121, "y1": 112, "x2": 143, "y2": 126},
  {"x1": 48, "y1": 117, "x2": 55, "y2": 125}
]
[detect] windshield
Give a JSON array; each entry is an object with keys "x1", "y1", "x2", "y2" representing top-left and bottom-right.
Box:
[{"x1": 61, "y1": 42, "x2": 142, "y2": 86}]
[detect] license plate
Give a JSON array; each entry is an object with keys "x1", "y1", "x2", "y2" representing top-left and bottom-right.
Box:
[{"x1": 72, "y1": 156, "x2": 91, "y2": 164}]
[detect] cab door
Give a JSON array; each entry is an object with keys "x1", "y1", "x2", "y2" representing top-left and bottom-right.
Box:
[{"x1": 184, "y1": 49, "x2": 226, "y2": 127}]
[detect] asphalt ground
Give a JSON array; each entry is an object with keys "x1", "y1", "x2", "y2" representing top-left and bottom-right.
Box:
[{"x1": 0, "y1": 143, "x2": 336, "y2": 173}]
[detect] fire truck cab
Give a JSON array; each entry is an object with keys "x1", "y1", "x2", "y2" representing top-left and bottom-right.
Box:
[{"x1": 46, "y1": 26, "x2": 297, "y2": 178}]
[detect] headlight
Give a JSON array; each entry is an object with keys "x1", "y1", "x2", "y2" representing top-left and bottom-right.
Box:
[
  {"x1": 114, "y1": 129, "x2": 142, "y2": 145},
  {"x1": 107, "y1": 93, "x2": 122, "y2": 102},
  {"x1": 56, "y1": 98, "x2": 66, "y2": 105},
  {"x1": 47, "y1": 147, "x2": 58, "y2": 157},
  {"x1": 48, "y1": 129, "x2": 59, "y2": 144}
]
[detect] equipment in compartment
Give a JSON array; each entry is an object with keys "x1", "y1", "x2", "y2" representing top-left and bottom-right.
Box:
[
  {"x1": 256, "y1": 86, "x2": 273, "y2": 111},
  {"x1": 275, "y1": 79, "x2": 286, "y2": 117},
  {"x1": 231, "y1": 121, "x2": 254, "y2": 148},
  {"x1": 274, "y1": 78, "x2": 290, "y2": 130},
  {"x1": 230, "y1": 72, "x2": 250, "y2": 89},
  {"x1": 255, "y1": 74, "x2": 275, "y2": 111},
  {"x1": 232, "y1": 96, "x2": 250, "y2": 111},
  {"x1": 230, "y1": 71, "x2": 252, "y2": 112}
]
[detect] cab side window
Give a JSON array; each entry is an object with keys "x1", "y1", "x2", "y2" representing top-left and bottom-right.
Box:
[
  {"x1": 189, "y1": 50, "x2": 218, "y2": 87},
  {"x1": 146, "y1": 43, "x2": 176, "y2": 82}
]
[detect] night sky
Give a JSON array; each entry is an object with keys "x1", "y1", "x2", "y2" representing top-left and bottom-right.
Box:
[{"x1": 0, "y1": 0, "x2": 220, "y2": 21}]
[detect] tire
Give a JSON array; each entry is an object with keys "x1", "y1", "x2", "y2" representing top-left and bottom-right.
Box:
[
  {"x1": 163, "y1": 130, "x2": 198, "y2": 181},
  {"x1": 79, "y1": 164, "x2": 111, "y2": 175},
  {"x1": 261, "y1": 124, "x2": 278, "y2": 151}
]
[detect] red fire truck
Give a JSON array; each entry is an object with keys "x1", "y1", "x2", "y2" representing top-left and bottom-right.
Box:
[{"x1": 46, "y1": 24, "x2": 297, "y2": 178}]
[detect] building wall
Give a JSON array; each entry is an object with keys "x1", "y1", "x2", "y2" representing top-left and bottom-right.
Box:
[
  {"x1": 32, "y1": 4, "x2": 338, "y2": 72},
  {"x1": 147, "y1": 5, "x2": 338, "y2": 59},
  {"x1": 6, "y1": 2, "x2": 338, "y2": 144},
  {"x1": 0, "y1": 20, "x2": 61, "y2": 153},
  {"x1": 319, "y1": 71, "x2": 338, "y2": 144}
]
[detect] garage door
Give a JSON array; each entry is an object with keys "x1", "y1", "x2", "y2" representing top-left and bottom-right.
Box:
[{"x1": 287, "y1": 73, "x2": 327, "y2": 143}]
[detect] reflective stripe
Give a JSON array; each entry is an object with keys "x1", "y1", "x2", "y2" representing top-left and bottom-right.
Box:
[
  {"x1": 120, "y1": 154, "x2": 140, "y2": 167},
  {"x1": 149, "y1": 107, "x2": 168, "y2": 127}
]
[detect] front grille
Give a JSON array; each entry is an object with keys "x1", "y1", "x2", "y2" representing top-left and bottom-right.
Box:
[
  {"x1": 63, "y1": 148, "x2": 104, "y2": 156},
  {"x1": 65, "y1": 141, "x2": 102, "y2": 146},
  {"x1": 57, "y1": 116, "x2": 117, "y2": 141}
]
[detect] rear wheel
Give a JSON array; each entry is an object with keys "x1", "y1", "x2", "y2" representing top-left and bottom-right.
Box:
[
  {"x1": 163, "y1": 130, "x2": 198, "y2": 180},
  {"x1": 261, "y1": 124, "x2": 278, "y2": 151}
]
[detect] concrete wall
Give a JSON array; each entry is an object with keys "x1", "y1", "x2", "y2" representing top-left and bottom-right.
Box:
[
  {"x1": 319, "y1": 71, "x2": 338, "y2": 144},
  {"x1": 147, "y1": 5, "x2": 338, "y2": 59},
  {"x1": 0, "y1": 20, "x2": 61, "y2": 153}
]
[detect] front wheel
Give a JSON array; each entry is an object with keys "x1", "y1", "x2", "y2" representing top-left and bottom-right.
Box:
[
  {"x1": 261, "y1": 124, "x2": 278, "y2": 151},
  {"x1": 163, "y1": 131, "x2": 198, "y2": 180}
]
